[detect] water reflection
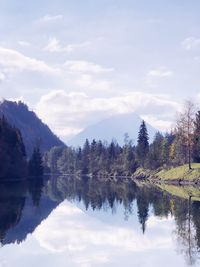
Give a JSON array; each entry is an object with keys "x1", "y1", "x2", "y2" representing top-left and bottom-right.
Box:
[
  {"x1": 0, "y1": 177, "x2": 59, "y2": 246},
  {"x1": 28, "y1": 176, "x2": 44, "y2": 207},
  {"x1": 0, "y1": 175, "x2": 200, "y2": 266},
  {"x1": 0, "y1": 180, "x2": 27, "y2": 243}
]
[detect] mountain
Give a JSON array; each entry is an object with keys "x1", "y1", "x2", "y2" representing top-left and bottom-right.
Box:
[
  {"x1": 0, "y1": 100, "x2": 65, "y2": 156},
  {"x1": 68, "y1": 113, "x2": 158, "y2": 147},
  {"x1": 0, "y1": 116, "x2": 27, "y2": 178}
]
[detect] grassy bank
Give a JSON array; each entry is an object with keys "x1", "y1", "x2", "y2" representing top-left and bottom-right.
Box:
[
  {"x1": 134, "y1": 163, "x2": 200, "y2": 184},
  {"x1": 156, "y1": 184, "x2": 200, "y2": 201}
]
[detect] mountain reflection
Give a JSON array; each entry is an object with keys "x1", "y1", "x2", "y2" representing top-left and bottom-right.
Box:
[
  {"x1": 0, "y1": 180, "x2": 27, "y2": 243},
  {"x1": 0, "y1": 175, "x2": 200, "y2": 266},
  {"x1": 0, "y1": 176, "x2": 59, "y2": 246}
]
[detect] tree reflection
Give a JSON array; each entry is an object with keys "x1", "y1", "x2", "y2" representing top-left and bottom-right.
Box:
[
  {"x1": 46, "y1": 175, "x2": 200, "y2": 265},
  {"x1": 28, "y1": 176, "x2": 44, "y2": 207},
  {"x1": 0, "y1": 174, "x2": 200, "y2": 267},
  {"x1": 173, "y1": 196, "x2": 200, "y2": 266},
  {"x1": 137, "y1": 189, "x2": 149, "y2": 234}
]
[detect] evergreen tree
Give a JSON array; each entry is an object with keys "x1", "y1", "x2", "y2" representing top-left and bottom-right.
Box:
[
  {"x1": 162, "y1": 132, "x2": 175, "y2": 166},
  {"x1": 75, "y1": 147, "x2": 82, "y2": 171},
  {"x1": 147, "y1": 132, "x2": 165, "y2": 169},
  {"x1": 136, "y1": 120, "x2": 149, "y2": 167},
  {"x1": 0, "y1": 116, "x2": 27, "y2": 178},
  {"x1": 82, "y1": 139, "x2": 90, "y2": 174},
  {"x1": 122, "y1": 141, "x2": 137, "y2": 174},
  {"x1": 108, "y1": 141, "x2": 116, "y2": 160}
]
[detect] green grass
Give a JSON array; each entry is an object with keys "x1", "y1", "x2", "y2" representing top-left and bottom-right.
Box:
[
  {"x1": 134, "y1": 164, "x2": 200, "y2": 201},
  {"x1": 133, "y1": 163, "x2": 200, "y2": 183},
  {"x1": 156, "y1": 163, "x2": 200, "y2": 181},
  {"x1": 156, "y1": 184, "x2": 200, "y2": 201}
]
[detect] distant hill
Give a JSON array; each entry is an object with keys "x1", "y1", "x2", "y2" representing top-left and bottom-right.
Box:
[
  {"x1": 0, "y1": 100, "x2": 65, "y2": 156},
  {"x1": 68, "y1": 113, "x2": 158, "y2": 147}
]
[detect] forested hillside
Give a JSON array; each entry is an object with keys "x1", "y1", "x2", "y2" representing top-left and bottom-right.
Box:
[
  {"x1": 0, "y1": 100, "x2": 65, "y2": 156},
  {"x1": 0, "y1": 116, "x2": 27, "y2": 178}
]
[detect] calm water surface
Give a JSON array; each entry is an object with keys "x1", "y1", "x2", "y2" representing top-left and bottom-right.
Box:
[{"x1": 0, "y1": 176, "x2": 200, "y2": 267}]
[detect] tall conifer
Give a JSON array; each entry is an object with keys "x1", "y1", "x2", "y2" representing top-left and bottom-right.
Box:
[{"x1": 136, "y1": 120, "x2": 149, "y2": 167}]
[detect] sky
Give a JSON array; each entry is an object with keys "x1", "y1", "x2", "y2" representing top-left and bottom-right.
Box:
[{"x1": 0, "y1": 0, "x2": 200, "y2": 141}]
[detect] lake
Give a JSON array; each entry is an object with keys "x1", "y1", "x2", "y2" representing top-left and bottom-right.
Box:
[{"x1": 0, "y1": 176, "x2": 200, "y2": 267}]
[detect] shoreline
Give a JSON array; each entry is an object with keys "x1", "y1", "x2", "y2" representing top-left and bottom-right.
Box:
[
  {"x1": 133, "y1": 164, "x2": 200, "y2": 186},
  {"x1": 44, "y1": 163, "x2": 200, "y2": 187}
]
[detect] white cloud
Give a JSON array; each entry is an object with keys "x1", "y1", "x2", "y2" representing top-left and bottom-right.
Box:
[
  {"x1": 74, "y1": 74, "x2": 112, "y2": 91},
  {"x1": 141, "y1": 115, "x2": 173, "y2": 132},
  {"x1": 18, "y1": 41, "x2": 31, "y2": 47},
  {"x1": 64, "y1": 60, "x2": 114, "y2": 73},
  {"x1": 44, "y1": 37, "x2": 91, "y2": 53},
  {"x1": 0, "y1": 72, "x2": 5, "y2": 82},
  {"x1": 0, "y1": 47, "x2": 60, "y2": 75},
  {"x1": 38, "y1": 14, "x2": 63, "y2": 23},
  {"x1": 7, "y1": 96, "x2": 25, "y2": 103},
  {"x1": 182, "y1": 37, "x2": 200, "y2": 50},
  {"x1": 62, "y1": 60, "x2": 114, "y2": 92},
  {"x1": 35, "y1": 90, "x2": 179, "y2": 141},
  {"x1": 147, "y1": 68, "x2": 173, "y2": 78},
  {"x1": 146, "y1": 67, "x2": 173, "y2": 88}
]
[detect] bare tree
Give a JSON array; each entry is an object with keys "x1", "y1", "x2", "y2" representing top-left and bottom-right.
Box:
[{"x1": 176, "y1": 100, "x2": 196, "y2": 170}]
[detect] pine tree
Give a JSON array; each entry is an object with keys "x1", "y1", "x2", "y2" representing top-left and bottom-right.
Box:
[
  {"x1": 147, "y1": 132, "x2": 164, "y2": 169},
  {"x1": 90, "y1": 139, "x2": 98, "y2": 174},
  {"x1": 136, "y1": 120, "x2": 149, "y2": 167},
  {"x1": 82, "y1": 139, "x2": 90, "y2": 174}
]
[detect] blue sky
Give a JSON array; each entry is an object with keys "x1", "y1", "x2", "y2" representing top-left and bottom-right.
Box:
[{"x1": 0, "y1": 0, "x2": 200, "y2": 141}]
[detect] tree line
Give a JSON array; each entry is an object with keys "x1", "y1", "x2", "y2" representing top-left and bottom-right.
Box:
[
  {"x1": 44, "y1": 100, "x2": 200, "y2": 176},
  {"x1": 141, "y1": 100, "x2": 200, "y2": 170},
  {"x1": 2, "y1": 99, "x2": 198, "y2": 178}
]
